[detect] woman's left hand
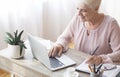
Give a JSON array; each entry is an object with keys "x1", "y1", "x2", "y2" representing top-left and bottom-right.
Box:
[{"x1": 86, "y1": 55, "x2": 103, "y2": 65}]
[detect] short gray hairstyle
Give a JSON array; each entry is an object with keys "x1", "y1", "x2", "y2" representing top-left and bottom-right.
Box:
[{"x1": 76, "y1": 0, "x2": 102, "y2": 9}]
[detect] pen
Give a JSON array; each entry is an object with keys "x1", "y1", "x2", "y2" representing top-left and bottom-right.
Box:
[
  {"x1": 91, "y1": 46, "x2": 99, "y2": 55},
  {"x1": 93, "y1": 64, "x2": 96, "y2": 73},
  {"x1": 88, "y1": 65, "x2": 93, "y2": 72},
  {"x1": 90, "y1": 46, "x2": 99, "y2": 73},
  {"x1": 88, "y1": 46, "x2": 99, "y2": 73},
  {"x1": 96, "y1": 64, "x2": 103, "y2": 73}
]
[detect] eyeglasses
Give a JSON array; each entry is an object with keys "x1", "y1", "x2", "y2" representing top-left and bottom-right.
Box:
[{"x1": 103, "y1": 64, "x2": 117, "y2": 70}]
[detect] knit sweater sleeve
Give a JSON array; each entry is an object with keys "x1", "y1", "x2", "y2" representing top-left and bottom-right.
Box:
[
  {"x1": 55, "y1": 15, "x2": 78, "y2": 52},
  {"x1": 100, "y1": 19, "x2": 120, "y2": 63}
]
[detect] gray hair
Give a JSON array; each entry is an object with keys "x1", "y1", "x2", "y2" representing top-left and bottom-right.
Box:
[{"x1": 77, "y1": 0, "x2": 102, "y2": 9}]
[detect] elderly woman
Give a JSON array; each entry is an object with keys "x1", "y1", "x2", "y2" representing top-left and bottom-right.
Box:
[{"x1": 48, "y1": 0, "x2": 120, "y2": 65}]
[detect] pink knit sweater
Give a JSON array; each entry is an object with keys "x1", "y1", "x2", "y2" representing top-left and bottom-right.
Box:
[{"x1": 56, "y1": 14, "x2": 120, "y2": 63}]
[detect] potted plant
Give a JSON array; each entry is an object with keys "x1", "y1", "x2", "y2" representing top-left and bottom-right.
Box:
[{"x1": 5, "y1": 30, "x2": 27, "y2": 58}]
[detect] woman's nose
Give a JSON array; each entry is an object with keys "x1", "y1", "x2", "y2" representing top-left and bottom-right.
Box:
[
  {"x1": 77, "y1": 8, "x2": 83, "y2": 16},
  {"x1": 78, "y1": 11, "x2": 83, "y2": 16}
]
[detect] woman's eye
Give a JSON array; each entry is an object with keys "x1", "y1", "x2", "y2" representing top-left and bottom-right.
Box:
[
  {"x1": 76, "y1": 8, "x2": 87, "y2": 13},
  {"x1": 77, "y1": 8, "x2": 79, "y2": 10},
  {"x1": 81, "y1": 9, "x2": 87, "y2": 12}
]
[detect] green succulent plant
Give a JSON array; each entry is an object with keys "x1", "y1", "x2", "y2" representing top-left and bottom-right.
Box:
[{"x1": 5, "y1": 30, "x2": 27, "y2": 56}]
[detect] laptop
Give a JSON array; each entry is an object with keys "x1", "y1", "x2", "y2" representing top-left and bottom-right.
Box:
[{"x1": 27, "y1": 34, "x2": 76, "y2": 71}]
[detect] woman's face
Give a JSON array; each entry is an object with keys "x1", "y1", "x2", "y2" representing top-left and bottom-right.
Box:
[{"x1": 77, "y1": 4, "x2": 96, "y2": 22}]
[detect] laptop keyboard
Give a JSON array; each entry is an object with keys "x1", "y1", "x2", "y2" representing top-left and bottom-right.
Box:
[{"x1": 49, "y1": 57, "x2": 64, "y2": 68}]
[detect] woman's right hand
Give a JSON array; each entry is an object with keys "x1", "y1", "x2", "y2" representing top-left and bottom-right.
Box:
[
  {"x1": 48, "y1": 44, "x2": 63, "y2": 57},
  {"x1": 86, "y1": 55, "x2": 103, "y2": 65}
]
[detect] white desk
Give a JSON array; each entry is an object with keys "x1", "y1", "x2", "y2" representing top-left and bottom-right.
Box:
[{"x1": 0, "y1": 47, "x2": 91, "y2": 77}]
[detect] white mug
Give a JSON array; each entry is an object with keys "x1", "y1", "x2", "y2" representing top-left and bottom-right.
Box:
[
  {"x1": 64, "y1": 67, "x2": 79, "y2": 77},
  {"x1": 90, "y1": 72, "x2": 102, "y2": 77}
]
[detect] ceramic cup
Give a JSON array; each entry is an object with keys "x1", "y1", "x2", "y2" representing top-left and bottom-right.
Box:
[
  {"x1": 64, "y1": 67, "x2": 79, "y2": 77},
  {"x1": 90, "y1": 72, "x2": 102, "y2": 77}
]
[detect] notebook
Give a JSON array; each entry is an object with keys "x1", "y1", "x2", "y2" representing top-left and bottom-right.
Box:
[{"x1": 76, "y1": 60, "x2": 120, "y2": 77}]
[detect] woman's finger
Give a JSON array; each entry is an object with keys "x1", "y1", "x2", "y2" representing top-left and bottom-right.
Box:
[
  {"x1": 94, "y1": 56, "x2": 102, "y2": 65},
  {"x1": 86, "y1": 56, "x2": 94, "y2": 63},
  {"x1": 86, "y1": 56, "x2": 102, "y2": 65},
  {"x1": 48, "y1": 47, "x2": 54, "y2": 57},
  {"x1": 58, "y1": 46, "x2": 62, "y2": 57},
  {"x1": 52, "y1": 47, "x2": 58, "y2": 57}
]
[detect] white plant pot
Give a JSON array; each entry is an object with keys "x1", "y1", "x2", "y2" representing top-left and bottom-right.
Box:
[{"x1": 8, "y1": 44, "x2": 25, "y2": 59}]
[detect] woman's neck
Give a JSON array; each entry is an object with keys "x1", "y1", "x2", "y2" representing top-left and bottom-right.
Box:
[{"x1": 85, "y1": 13, "x2": 104, "y2": 30}]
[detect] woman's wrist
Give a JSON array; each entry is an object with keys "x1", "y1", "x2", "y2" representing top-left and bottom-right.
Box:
[{"x1": 100, "y1": 55, "x2": 113, "y2": 63}]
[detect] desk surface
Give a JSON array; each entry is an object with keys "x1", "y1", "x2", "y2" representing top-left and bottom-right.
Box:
[{"x1": 0, "y1": 48, "x2": 91, "y2": 77}]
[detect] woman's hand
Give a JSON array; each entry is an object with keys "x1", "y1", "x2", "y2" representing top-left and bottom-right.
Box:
[
  {"x1": 48, "y1": 44, "x2": 63, "y2": 57},
  {"x1": 86, "y1": 55, "x2": 103, "y2": 65}
]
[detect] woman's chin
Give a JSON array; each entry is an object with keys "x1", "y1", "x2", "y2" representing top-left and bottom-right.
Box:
[
  {"x1": 80, "y1": 19, "x2": 86, "y2": 22},
  {"x1": 79, "y1": 16, "x2": 86, "y2": 22}
]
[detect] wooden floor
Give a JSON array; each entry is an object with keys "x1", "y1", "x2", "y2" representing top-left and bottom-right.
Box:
[{"x1": 0, "y1": 69, "x2": 10, "y2": 77}]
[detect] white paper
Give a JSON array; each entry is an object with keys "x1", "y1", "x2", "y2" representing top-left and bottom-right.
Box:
[{"x1": 76, "y1": 60, "x2": 120, "y2": 77}]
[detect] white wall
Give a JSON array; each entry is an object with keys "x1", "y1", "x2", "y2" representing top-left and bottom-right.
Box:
[
  {"x1": 100, "y1": 0, "x2": 120, "y2": 25},
  {"x1": 0, "y1": 0, "x2": 120, "y2": 50}
]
